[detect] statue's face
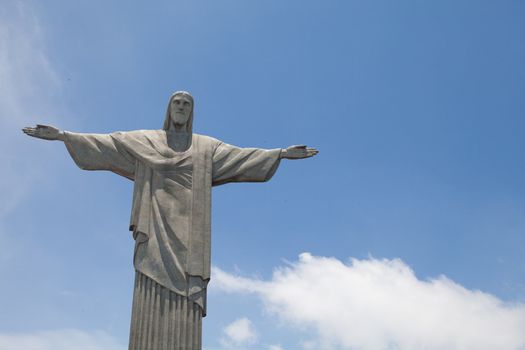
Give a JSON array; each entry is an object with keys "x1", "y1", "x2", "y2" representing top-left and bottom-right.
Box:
[{"x1": 170, "y1": 95, "x2": 192, "y2": 127}]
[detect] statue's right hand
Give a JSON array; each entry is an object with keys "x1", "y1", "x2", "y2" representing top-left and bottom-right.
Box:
[{"x1": 22, "y1": 124, "x2": 64, "y2": 141}]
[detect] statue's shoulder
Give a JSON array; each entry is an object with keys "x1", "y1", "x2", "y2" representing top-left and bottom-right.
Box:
[
  {"x1": 114, "y1": 129, "x2": 161, "y2": 136},
  {"x1": 112, "y1": 129, "x2": 164, "y2": 140},
  {"x1": 113, "y1": 131, "x2": 224, "y2": 151},
  {"x1": 193, "y1": 133, "x2": 222, "y2": 147}
]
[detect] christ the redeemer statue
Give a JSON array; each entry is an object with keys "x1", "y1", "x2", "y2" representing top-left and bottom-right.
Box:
[{"x1": 22, "y1": 91, "x2": 318, "y2": 350}]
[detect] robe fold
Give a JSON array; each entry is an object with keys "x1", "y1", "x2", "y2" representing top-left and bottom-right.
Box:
[{"x1": 63, "y1": 129, "x2": 281, "y2": 315}]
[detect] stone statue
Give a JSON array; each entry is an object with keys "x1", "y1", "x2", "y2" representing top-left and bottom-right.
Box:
[{"x1": 22, "y1": 91, "x2": 318, "y2": 350}]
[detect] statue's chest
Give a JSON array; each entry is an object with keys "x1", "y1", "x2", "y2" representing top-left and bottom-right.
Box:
[{"x1": 151, "y1": 154, "x2": 193, "y2": 191}]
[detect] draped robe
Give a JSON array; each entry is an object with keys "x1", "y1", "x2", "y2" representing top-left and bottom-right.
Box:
[{"x1": 63, "y1": 129, "x2": 281, "y2": 316}]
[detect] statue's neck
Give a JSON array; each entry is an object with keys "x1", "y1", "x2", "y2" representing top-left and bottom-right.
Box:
[
  {"x1": 166, "y1": 129, "x2": 191, "y2": 152},
  {"x1": 171, "y1": 123, "x2": 187, "y2": 133}
]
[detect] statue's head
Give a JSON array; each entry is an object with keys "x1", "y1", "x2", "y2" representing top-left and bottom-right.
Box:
[{"x1": 163, "y1": 91, "x2": 194, "y2": 132}]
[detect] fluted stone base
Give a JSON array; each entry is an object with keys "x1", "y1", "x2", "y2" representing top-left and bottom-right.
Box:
[{"x1": 129, "y1": 271, "x2": 203, "y2": 350}]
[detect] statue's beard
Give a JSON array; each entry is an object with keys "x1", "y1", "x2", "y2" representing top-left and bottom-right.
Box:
[{"x1": 171, "y1": 114, "x2": 189, "y2": 128}]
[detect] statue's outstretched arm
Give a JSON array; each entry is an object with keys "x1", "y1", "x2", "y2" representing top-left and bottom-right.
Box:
[
  {"x1": 23, "y1": 125, "x2": 136, "y2": 179},
  {"x1": 22, "y1": 124, "x2": 65, "y2": 141},
  {"x1": 280, "y1": 145, "x2": 319, "y2": 160}
]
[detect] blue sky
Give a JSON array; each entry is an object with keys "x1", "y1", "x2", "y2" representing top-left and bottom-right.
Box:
[{"x1": 1, "y1": 1, "x2": 524, "y2": 349}]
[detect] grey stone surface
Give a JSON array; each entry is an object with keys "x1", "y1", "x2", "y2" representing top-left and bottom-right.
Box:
[{"x1": 22, "y1": 91, "x2": 318, "y2": 349}]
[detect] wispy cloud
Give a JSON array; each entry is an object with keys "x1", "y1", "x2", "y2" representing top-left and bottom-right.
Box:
[
  {"x1": 221, "y1": 317, "x2": 258, "y2": 349},
  {"x1": 267, "y1": 345, "x2": 283, "y2": 350},
  {"x1": 0, "y1": 329, "x2": 125, "y2": 350},
  {"x1": 212, "y1": 253, "x2": 525, "y2": 350},
  {"x1": 0, "y1": 2, "x2": 63, "y2": 123},
  {"x1": 0, "y1": 2, "x2": 71, "y2": 269},
  {"x1": 0, "y1": 1, "x2": 67, "y2": 219}
]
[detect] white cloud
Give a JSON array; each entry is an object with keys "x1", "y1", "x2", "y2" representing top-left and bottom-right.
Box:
[
  {"x1": 212, "y1": 253, "x2": 525, "y2": 350},
  {"x1": 0, "y1": 1, "x2": 72, "y2": 269},
  {"x1": 221, "y1": 317, "x2": 258, "y2": 348},
  {"x1": 0, "y1": 2, "x2": 64, "y2": 124},
  {"x1": 0, "y1": 329, "x2": 125, "y2": 350},
  {"x1": 0, "y1": 1, "x2": 67, "y2": 219},
  {"x1": 268, "y1": 345, "x2": 283, "y2": 350}
]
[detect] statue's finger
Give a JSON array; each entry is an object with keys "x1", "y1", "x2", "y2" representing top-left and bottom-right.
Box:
[
  {"x1": 291, "y1": 144, "x2": 307, "y2": 149},
  {"x1": 306, "y1": 151, "x2": 318, "y2": 157},
  {"x1": 36, "y1": 124, "x2": 48, "y2": 129}
]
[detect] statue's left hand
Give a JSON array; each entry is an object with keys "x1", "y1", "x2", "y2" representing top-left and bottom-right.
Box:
[{"x1": 281, "y1": 145, "x2": 319, "y2": 159}]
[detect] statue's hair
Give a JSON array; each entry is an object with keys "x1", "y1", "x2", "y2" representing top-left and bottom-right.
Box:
[{"x1": 163, "y1": 91, "x2": 194, "y2": 132}]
